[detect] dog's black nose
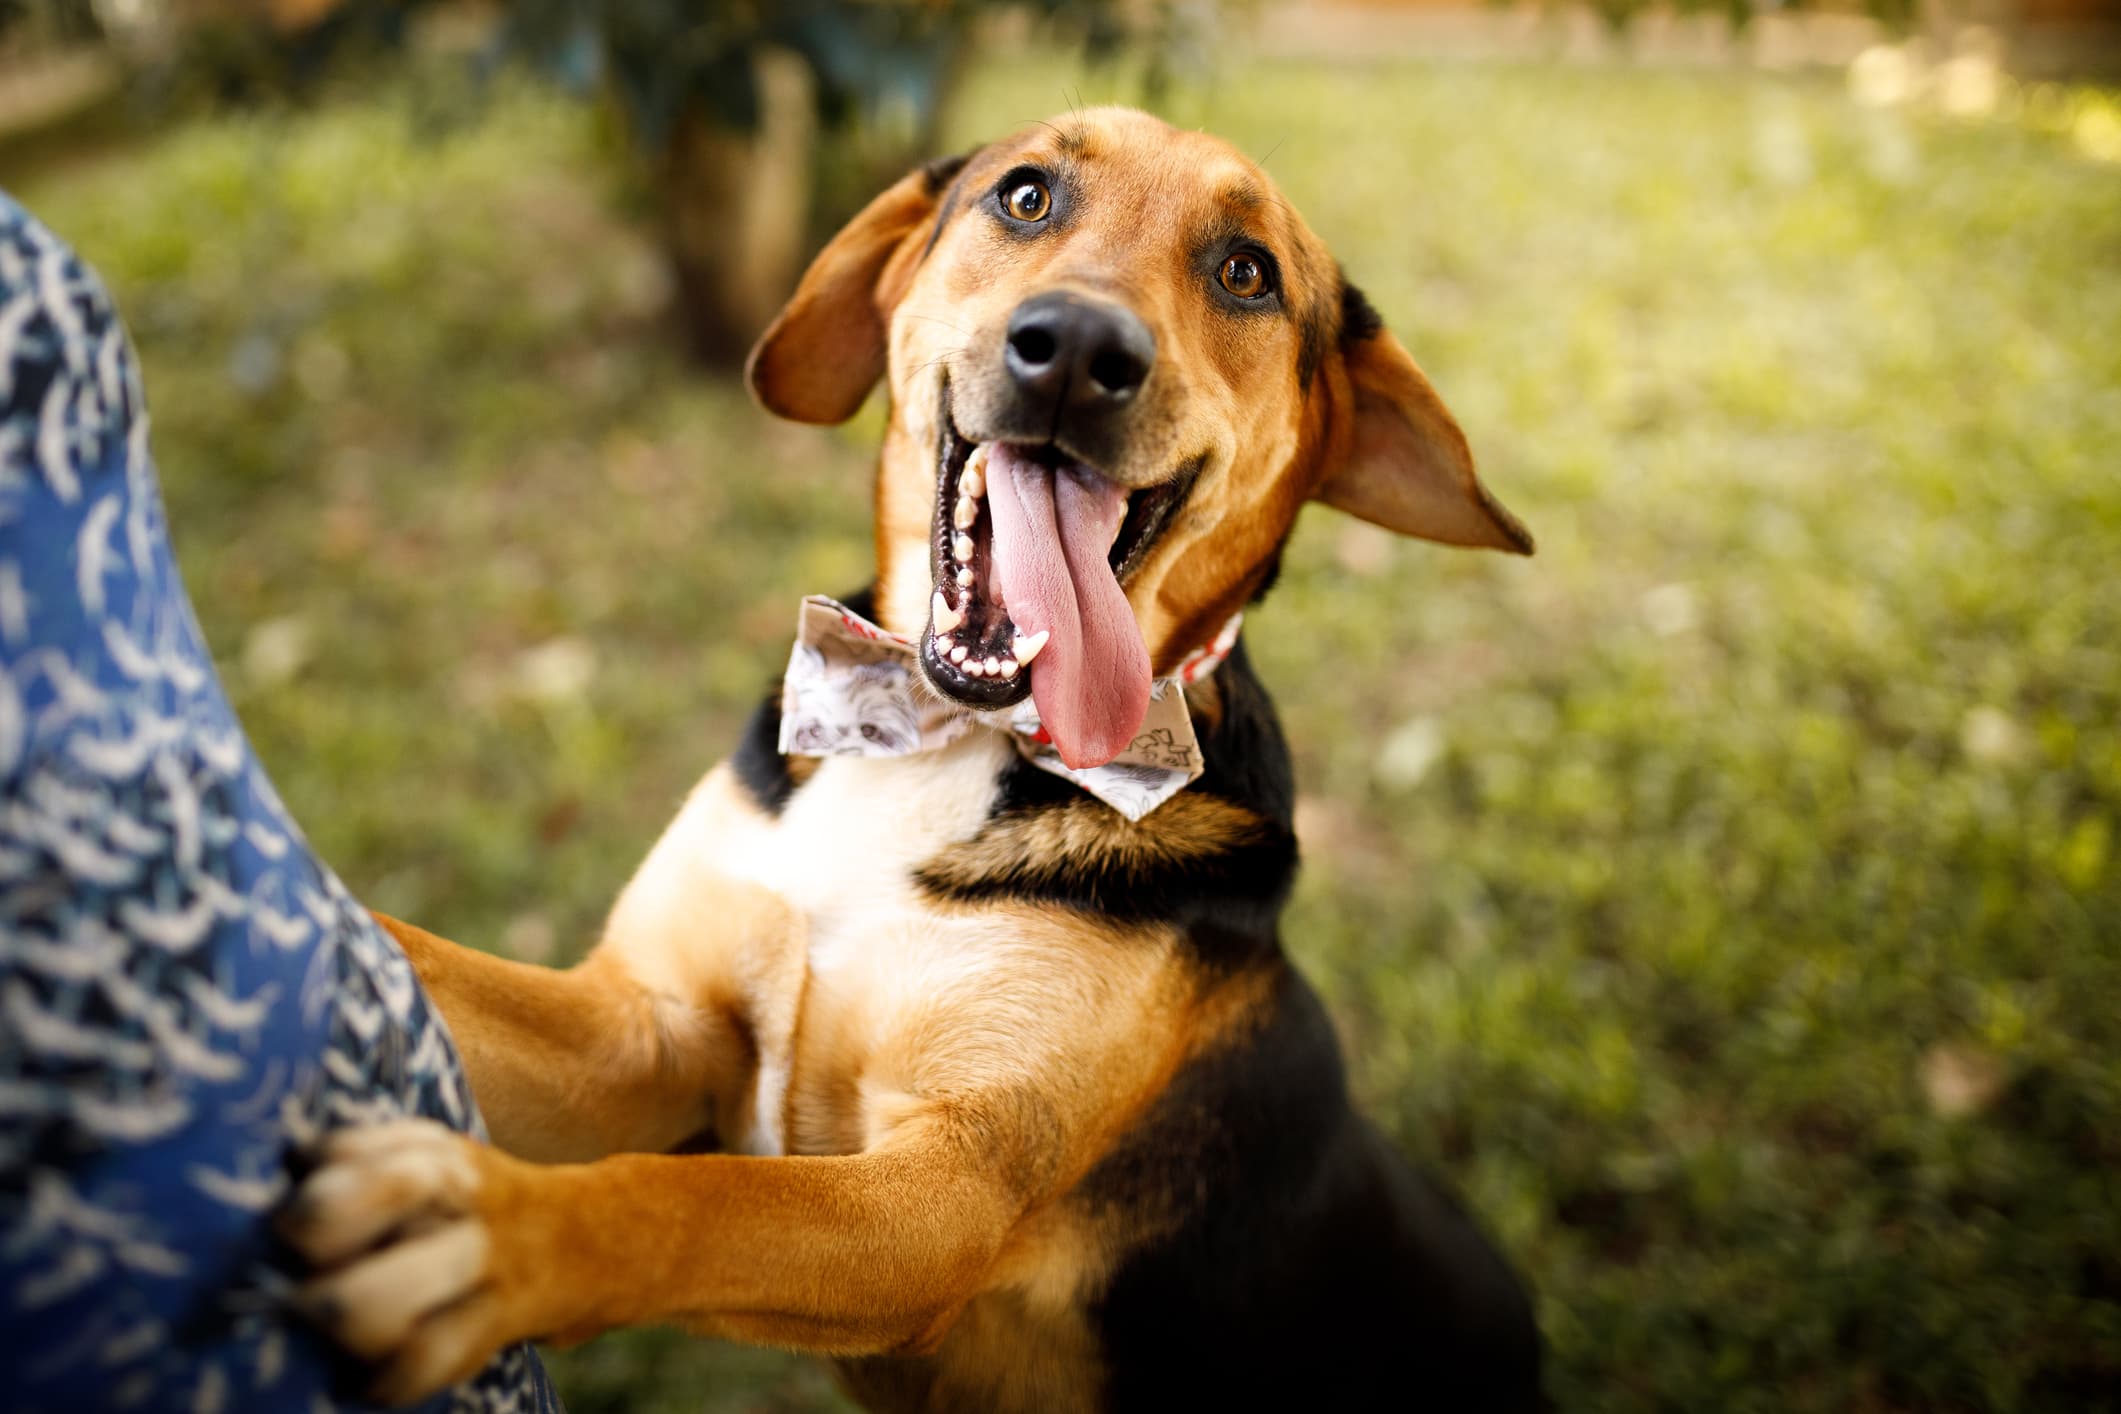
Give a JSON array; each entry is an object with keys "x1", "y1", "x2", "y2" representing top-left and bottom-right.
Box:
[{"x1": 1004, "y1": 292, "x2": 1156, "y2": 410}]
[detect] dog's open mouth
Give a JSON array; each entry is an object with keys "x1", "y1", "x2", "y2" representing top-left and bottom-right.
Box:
[{"x1": 920, "y1": 386, "x2": 1194, "y2": 769}]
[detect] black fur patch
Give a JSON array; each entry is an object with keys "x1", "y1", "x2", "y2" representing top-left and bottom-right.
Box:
[
  {"x1": 919, "y1": 150, "x2": 973, "y2": 196},
  {"x1": 1248, "y1": 546, "x2": 1287, "y2": 605},
  {"x1": 1340, "y1": 275, "x2": 1386, "y2": 346},
  {"x1": 1084, "y1": 971, "x2": 1545, "y2": 1411},
  {"x1": 730, "y1": 586, "x2": 882, "y2": 818},
  {"x1": 1297, "y1": 293, "x2": 1331, "y2": 392},
  {"x1": 1302, "y1": 269, "x2": 1387, "y2": 391},
  {"x1": 731, "y1": 694, "x2": 796, "y2": 818},
  {"x1": 918, "y1": 146, "x2": 982, "y2": 264}
]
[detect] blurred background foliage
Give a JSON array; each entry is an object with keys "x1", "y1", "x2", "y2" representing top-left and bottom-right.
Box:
[{"x1": 6, "y1": 1, "x2": 2121, "y2": 1411}]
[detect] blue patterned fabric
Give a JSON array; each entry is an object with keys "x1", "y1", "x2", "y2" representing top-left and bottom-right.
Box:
[{"x1": 0, "y1": 194, "x2": 558, "y2": 1412}]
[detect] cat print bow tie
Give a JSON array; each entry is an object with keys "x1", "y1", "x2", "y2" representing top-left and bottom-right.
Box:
[{"x1": 777, "y1": 596, "x2": 1240, "y2": 821}]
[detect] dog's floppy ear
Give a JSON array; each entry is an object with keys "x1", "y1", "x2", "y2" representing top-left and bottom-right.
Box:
[
  {"x1": 1316, "y1": 289, "x2": 1533, "y2": 555},
  {"x1": 746, "y1": 153, "x2": 969, "y2": 425}
]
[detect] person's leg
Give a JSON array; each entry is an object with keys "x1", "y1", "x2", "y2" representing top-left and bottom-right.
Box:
[{"x1": 0, "y1": 193, "x2": 559, "y2": 1412}]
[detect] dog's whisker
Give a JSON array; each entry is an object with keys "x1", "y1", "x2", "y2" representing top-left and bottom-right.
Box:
[
  {"x1": 904, "y1": 314, "x2": 972, "y2": 336},
  {"x1": 920, "y1": 344, "x2": 969, "y2": 361},
  {"x1": 908, "y1": 348, "x2": 967, "y2": 378}
]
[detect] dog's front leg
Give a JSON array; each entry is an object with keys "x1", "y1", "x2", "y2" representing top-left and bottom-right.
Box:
[
  {"x1": 279, "y1": 1119, "x2": 1015, "y2": 1405},
  {"x1": 373, "y1": 870, "x2": 796, "y2": 1163}
]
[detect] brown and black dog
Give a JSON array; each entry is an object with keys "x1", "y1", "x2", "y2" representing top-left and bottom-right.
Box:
[{"x1": 282, "y1": 107, "x2": 1543, "y2": 1411}]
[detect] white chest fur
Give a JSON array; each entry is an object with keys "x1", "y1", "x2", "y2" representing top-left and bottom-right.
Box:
[
  {"x1": 720, "y1": 732, "x2": 1011, "y2": 917},
  {"x1": 717, "y1": 733, "x2": 1015, "y2": 1154}
]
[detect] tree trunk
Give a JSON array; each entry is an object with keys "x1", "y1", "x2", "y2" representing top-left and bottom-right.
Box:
[{"x1": 658, "y1": 45, "x2": 818, "y2": 367}]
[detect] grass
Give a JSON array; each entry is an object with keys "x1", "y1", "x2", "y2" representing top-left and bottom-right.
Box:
[{"x1": 11, "y1": 51, "x2": 2120, "y2": 1414}]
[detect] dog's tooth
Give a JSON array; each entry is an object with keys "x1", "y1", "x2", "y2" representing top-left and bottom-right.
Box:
[
  {"x1": 983, "y1": 656, "x2": 1001, "y2": 675},
  {"x1": 953, "y1": 496, "x2": 978, "y2": 530},
  {"x1": 963, "y1": 445, "x2": 989, "y2": 499},
  {"x1": 1013, "y1": 629, "x2": 1050, "y2": 665},
  {"x1": 950, "y1": 644, "x2": 970, "y2": 663},
  {"x1": 956, "y1": 566, "x2": 975, "y2": 588},
  {"x1": 952, "y1": 533, "x2": 975, "y2": 563},
  {"x1": 964, "y1": 658, "x2": 986, "y2": 677},
  {"x1": 999, "y1": 658, "x2": 1018, "y2": 677},
  {"x1": 932, "y1": 591, "x2": 963, "y2": 635}
]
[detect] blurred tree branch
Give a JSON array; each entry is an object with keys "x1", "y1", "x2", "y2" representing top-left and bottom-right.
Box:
[{"x1": 67, "y1": 0, "x2": 1189, "y2": 363}]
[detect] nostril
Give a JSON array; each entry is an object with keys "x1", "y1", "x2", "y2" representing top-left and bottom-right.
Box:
[
  {"x1": 1088, "y1": 348, "x2": 1147, "y2": 396},
  {"x1": 1009, "y1": 326, "x2": 1058, "y2": 368}
]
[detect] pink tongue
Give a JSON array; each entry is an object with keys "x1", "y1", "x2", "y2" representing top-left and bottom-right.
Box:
[{"x1": 984, "y1": 444, "x2": 1150, "y2": 769}]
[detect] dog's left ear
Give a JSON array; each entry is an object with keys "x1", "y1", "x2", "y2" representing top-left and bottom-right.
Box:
[
  {"x1": 1316, "y1": 299, "x2": 1533, "y2": 555},
  {"x1": 746, "y1": 154, "x2": 968, "y2": 425}
]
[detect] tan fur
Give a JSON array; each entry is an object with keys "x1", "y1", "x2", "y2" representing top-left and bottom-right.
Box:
[
  {"x1": 372, "y1": 913, "x2": 748, "y2": 1162},
  {"x1": 284, "y1": 106, "x2": 1531, "y2": 1409},
  {"x1": 914, "y1": 788, "x2": 1275, "y2": 898}
]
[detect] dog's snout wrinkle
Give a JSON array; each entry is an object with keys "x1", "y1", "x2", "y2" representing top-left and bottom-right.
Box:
[{"x1": 1003, "y1": 292, "x2": 1157, "y2": 417}]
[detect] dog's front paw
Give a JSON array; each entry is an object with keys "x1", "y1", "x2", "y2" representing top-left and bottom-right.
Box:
[{"x1": 279, "y1": 1119, "x2": 520, "y2": 1405}]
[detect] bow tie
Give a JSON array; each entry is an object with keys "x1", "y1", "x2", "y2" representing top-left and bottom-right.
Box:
[{"x1": 777, "y1": 596, "x2": 1241, "y2": 821}]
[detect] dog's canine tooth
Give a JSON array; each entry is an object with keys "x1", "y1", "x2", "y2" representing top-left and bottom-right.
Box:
[
  {"x1": 952, "y1": 533, "x2": 975, "y2": 563},
  {"x1": 950, "y1": 644, "x2": 970, "y2": 663},
  {"x1": 1013, "y1": 629, "x2": 1050, "y2": 665},
  {"x1": 962, "y1": 445, "x2": 988, "y2": 499},
  {"x1": 932, "y1": 591, "x2": 964, "y2": 635},
  {"x1": 953, "y1": 496, "x2": 979, "y2": 530}
]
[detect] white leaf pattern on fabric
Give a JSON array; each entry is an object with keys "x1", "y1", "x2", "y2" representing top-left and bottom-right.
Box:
[{"x1": 0, "y1": 195, "x2": 559, "y2": 1412}]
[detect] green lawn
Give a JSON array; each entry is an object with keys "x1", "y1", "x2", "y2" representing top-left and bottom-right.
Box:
[{"x1": 11, "y1": 52, "x2": 2119, "y2": 1414}]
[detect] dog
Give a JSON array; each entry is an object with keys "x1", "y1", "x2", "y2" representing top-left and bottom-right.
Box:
[{"x1": 281, "y1": 107, "x2": 1544, "y2": 1411}]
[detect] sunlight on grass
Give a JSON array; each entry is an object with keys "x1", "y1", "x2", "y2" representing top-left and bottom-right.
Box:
[{"x1": 14, "y1": 53, "x2": 2119, "y2": 1413}]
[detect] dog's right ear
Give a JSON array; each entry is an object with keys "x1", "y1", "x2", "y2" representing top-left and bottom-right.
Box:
[{"x1": 746, "y1": 153, "x2": 971, "y2": 425}]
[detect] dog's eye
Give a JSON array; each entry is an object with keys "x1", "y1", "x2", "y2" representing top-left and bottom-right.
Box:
[
  {"x1": 1005, "y1": 181, "x2": 1052, "y2": 223},
  {"x1": 1219, "y1": 253, "x2": 1268, "y2": 299}
]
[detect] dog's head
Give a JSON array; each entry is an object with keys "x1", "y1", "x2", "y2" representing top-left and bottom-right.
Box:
[{"x1": 748, "y1": 107, "x2": 1530, "y2": 770}]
